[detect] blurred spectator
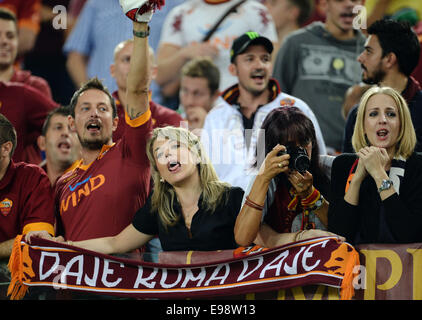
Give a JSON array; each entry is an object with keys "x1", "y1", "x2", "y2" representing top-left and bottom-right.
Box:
[
  {"x1": 0, "y1": 0, "x2": 41, "y2": 57},
  {"x1": 178, "y1": 57, "x2": 221, "y2": 133},
  {"x1": 68, "y1": 0, "x2": 87, "y2": 23},
  {"x1": 63, "y1": 0, "x2": 182, "y2": 106},
  {"x1": 304, "y1": 0, "x2": 326, "y2": 25},
  {"x1": 412, "y1": 21, "x2": 422, "y2": 84},
  {"x1": 110, "y1": 39, "x2": 183, "y2": 142},
  {"x1": 147, "y1": 0, "x2": 184, "y2": 105},
  {"x1": 263, "y1": 0, "x2": 314, "y2": 56},
  {"x1": 273, "y1": 0, "x2": 366, "y2": 154},
  {"x1": 156, "y1": 0, "x2": 278, "y2": 110},
  {"x1": 63, "y1": 0, "x2": 132, "y2": 94},
  {"x1": 37, "y1": 106, "x2": 81, "y2": 185},
  {"x1": 0, "y1": 8, "x2": 52, "y2": 98},
  {"x1": 0, "y1": 82, "x2": 57, "y2": 164},
  {"x1": 365, "y1": 0, "x2": 422, "y2": 28},
  {"x1": 24, "y1": 1, "x2": 76, "y2": 105}
]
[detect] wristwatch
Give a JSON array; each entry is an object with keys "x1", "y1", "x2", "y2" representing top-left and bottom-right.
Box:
[
  {"x1": 378, "y1": 179, "x2": 393, "y2": 193},
  {"x1": 309, "y1": 195, "x2": 324, "y2": 211}
]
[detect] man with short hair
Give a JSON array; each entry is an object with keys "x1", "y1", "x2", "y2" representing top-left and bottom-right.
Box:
[
  {"x1": 0, "y1": 8, "x2": 57, "y2": 165},
  {"x1": 179, "y1": 57, "x2": 221, "y2": 131},
  {"x1": 54, "y1": 7, "x2": 154, "y2": 242},
  {"x1": 0, "y1": 113, "x2": 54, "y2": 259},
  {"x1": 0, "y1": 8, "x2": 51, "y2": 98},
  {"x1": 202, "y1": 32, "x2": 326, "y2": 191},
  {"x1": 342, "y1": 19, "x2": 422, "y2": 153},
  {"x1": 110, "y1": 39, "x2": 183, "y2": 142},
  {"x1": 0, "y1": 0, "x2": 40, "y2": 57},
  {"x1": 37, "y1": 106, "x2": 81, "y2": 185},
  {"x1": 273, "y1": 0, "x2": 366, "y2": 153},
  {"x1": 264, "y1": 0, "x2": 314, "y2": 56}
]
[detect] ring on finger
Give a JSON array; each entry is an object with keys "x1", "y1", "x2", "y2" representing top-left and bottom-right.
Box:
[
  {"x1": 297, "y1": 183, "x2": 304, "y2": 188},
  {"x1": 278, "y1": 162, "x2": 283, "y2": 168}
]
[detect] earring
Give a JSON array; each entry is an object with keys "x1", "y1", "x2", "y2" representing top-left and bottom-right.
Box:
[{"x1": 159, "y1": 178, "x2": 164, "y2": 183}]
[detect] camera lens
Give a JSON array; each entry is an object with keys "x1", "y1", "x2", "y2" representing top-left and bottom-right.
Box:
[{"x1": 293, "y1": 155, "x2": 310, "y2": 173}]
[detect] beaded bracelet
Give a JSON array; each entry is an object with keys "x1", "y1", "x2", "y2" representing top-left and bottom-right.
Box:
[{"x1": 301, "y1": 187, "x2": 321, "y2": 209}]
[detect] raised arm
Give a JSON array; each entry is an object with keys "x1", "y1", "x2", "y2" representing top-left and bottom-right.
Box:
[
  {"x1": 234, "y1": 144, "x2": 289, "y2": 246},
  {"x1": 126, "y1": 21, "x2": 151, "y2": 120},
  {"x1": 121, "y1": 0, "x2": 165, "y2": 119}
]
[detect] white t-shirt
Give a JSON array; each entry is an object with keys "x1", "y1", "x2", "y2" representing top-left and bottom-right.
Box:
[{"x1": 159, "y1": 0, "x2": 278, "y2": 91}]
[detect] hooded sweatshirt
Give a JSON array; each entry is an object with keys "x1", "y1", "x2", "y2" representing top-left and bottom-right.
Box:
[{"x1": 273, "y1": 22, "x2": 366, "y2": 152}]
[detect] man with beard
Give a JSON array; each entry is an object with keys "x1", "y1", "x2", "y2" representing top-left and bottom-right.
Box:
[
  {"x1": 272, "y1": 0, "x2": 366, "y2": 154},
  {"x1": 37, "y1": 106, "x2": 81, "y2": 186},
  {"x1": 53, "y1": 9, "x2": 154, "y2": 243},
  {"x1": 342, "y1": 19, "x2": 422, "y2": 153},
  {"x1": 201, "y1": 32, "x2": 326, "y2": 192}
]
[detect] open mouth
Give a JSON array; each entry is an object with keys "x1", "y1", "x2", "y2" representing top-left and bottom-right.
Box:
[
  {"x1": 376, "y1": 129, "x2": 389, "y2": 139},
  {"x1": 167, "y1": 161, "x2": 181, "y2": 172},
  {"x1": 86, "y1": 121, "x2": 101, "y2": 133},
  {"x1": 340, "y1": 12, "x2": 355, "y2": 23},
  {"x1": 58, "y1": 141, "x2": 71, "y2": 151},
  {"x1": 251, "y1": 72, "x2": 265, "y2": 83}
]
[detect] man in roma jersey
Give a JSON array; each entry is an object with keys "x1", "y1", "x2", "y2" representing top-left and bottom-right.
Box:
[
  {"x1": 54, "y1": 11, "x2": 154, "y2": 242},
  {"x1": 0, "y1": 114, "x2": 54, "y2": 258}
]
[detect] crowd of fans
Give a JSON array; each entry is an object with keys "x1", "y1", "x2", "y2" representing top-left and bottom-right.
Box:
[{"x1": 1, "y1": 0, "x2": 422, "y2": 300}]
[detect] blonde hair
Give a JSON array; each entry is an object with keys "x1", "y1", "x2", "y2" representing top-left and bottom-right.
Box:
[
  {"x1": 352, "y1": 86, "x2": 416, "y2": 159},
  {"x1": 146, "y1": 126, "x2": 230, "y2": 228}
]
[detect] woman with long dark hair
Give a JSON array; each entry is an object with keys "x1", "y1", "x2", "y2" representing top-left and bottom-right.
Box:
[{"x1": 235, "y1": 107, "x2": 341, "y2": 247}]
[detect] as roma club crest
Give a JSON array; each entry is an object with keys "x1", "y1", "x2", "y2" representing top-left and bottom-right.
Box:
[
  {"x1": 280, "y1": 98, "x2": 296, "y2": 107},
  {"x1": 0, "y1": 198, "x2": 13, "y2": 217}
]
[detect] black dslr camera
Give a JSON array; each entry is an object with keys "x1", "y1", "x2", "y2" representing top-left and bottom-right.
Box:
[{"x1": 277, "y1": 144, "x2": 310, "y2": 174}]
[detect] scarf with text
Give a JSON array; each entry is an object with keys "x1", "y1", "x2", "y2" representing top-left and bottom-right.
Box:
[{"x1": 7, "y1": 236, "x2": 359, "y2": 300}]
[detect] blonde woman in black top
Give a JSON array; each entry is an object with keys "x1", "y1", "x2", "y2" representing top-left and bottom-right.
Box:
[{"x1": 328, "y1": 86, "x2": 422, "y2": 244}]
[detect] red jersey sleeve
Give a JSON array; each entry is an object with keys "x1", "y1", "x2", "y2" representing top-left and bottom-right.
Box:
[
  {"x1": 20, "y1": 164, "x2": 55, "y2": 236},
  {"x1": 122, "y1": 108, "x2": 153, "y2": 168},
  {"x1": 23, "y1": 84, "x2": 58, "y2": 142}
]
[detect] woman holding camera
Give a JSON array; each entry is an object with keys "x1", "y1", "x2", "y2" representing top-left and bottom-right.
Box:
[
  {"x1": 234, "y1": 107, "x2": 342, "y2": 248},
  {"x1": 328, "y1": 87, "x2": 422, "y2": 244}
]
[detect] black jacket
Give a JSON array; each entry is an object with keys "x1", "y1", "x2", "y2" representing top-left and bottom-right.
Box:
[{"x1": 328, "y1": 152, "x2": 422, "y2": 244}]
